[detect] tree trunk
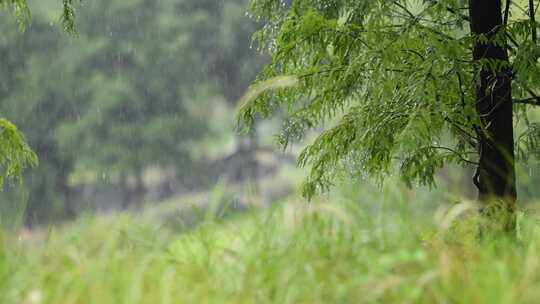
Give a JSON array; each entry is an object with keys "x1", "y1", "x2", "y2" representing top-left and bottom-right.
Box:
[
  {"x1": 236, "y1": 123, "x2": 260, "y2": 182},
  {"x1": 469, "y1": 0, "x2": 517, "y2": 227},
  {"x1": 120, "y1": 171, "x2": 130, "y2": 209},
  {"x1": 133, "y1": 166, "x2": 146, "y2": 208}
]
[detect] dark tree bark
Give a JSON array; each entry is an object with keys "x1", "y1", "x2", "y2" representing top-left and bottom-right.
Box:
[
  {"x1": 133, "y1": 166, "x2": 147, "y2": 208},
  {"x1": 469, "y1": 0, "x2": 517, "y2": 225}
]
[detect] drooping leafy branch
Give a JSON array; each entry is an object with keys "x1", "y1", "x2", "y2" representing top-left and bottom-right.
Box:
[
  {"x1": 239, "y1": 0, "x2": 540, "y2": 199},
  {"x1": 61, "y1": 0, "x2": 78, "y2": 34},
  {"x1": 0, "y1": 0, "x2": 30, "y2": 29},
  {"x1": 0, "y1": 119, "x2": 37, "y2": 186},
  {"x1": 0, "y1": 0, "x2": 78, "y2": 31}
]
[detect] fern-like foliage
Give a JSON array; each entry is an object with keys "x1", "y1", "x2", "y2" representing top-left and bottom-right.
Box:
[
  {"x1": 239, "y1": 0, "x2": 540, "y2": 199},
  {"x1": 0, "y1": 119, "x2": 37, "y2": 186},
  {"x1": 0, "y1": 0, "x2": 78, "y2": 32},
  {"x1": 61, "y1": 0, "x2": 78, "y2": 34},
  {"x1": 0, "y1": 0, "x2": 30, "y2": 29}
]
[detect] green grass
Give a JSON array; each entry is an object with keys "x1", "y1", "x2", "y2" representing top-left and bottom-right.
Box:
[{"x1": 2, "y1": 186, "x2": 540, "y2": 303}]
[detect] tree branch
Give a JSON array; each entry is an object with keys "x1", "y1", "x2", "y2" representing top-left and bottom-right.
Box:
[
  {"x1": 424, "y1": 0, "x2": 470, "y2": 21},
  {"x1": 504, "y1": 0, "x2": 511, "y2": 26},
  {"x1": 428, "y1": 146, "x2": 479, "y2": 166},
  {"x1": 514, "y1": 80, "x2": 540, "y2": 105},
  {"x1": 530, "y1": 0, "x2": 537, "y2": 42},
  {"x1": 514, "y1": 96, "x2": 540, "y2": 105}
]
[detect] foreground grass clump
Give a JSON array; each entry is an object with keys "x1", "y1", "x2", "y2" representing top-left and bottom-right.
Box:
[{"x1": 2, "y1": 198, "x2": 540, "y2": 303}]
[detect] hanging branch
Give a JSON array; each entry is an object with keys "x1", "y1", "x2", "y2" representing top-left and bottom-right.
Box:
[
  {"x1": 424, "y1": 0, "x2": 470, "y2": 21},
  {"x1": 530, "y1": 0, "x2": 537, "y2": 42},
  {"x1": 505, "y1": 0, "x2": 511, "y2": 26},
  {"x1": 514, "y1": 96, "x2": 540, "y2": 105},
  {"x1": 428, "y1": 0, "x2": 519, "y2": 53},
  {"x1": 428, "y1": 146, "x2": 479, "y2": 166},
  {"x1": 514, "y1": 80, "x2": 540, "y2": 105}
]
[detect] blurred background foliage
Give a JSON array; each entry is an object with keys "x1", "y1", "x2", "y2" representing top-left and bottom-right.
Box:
[{"x1": 0, "y1": 0, "x2": 267, "y2": 226}]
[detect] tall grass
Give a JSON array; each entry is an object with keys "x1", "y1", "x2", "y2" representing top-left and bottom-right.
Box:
[{"x1": 2, "y1": 185, "x2": 540, "y2": 303}]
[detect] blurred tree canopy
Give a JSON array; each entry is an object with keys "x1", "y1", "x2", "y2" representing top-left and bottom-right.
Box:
[
  {"x1": 239, "y1": 0, "x2": 540, "y2": 221},
  {"x1": 0, "y1": 0, "x2": 264, "y2": 225}
]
